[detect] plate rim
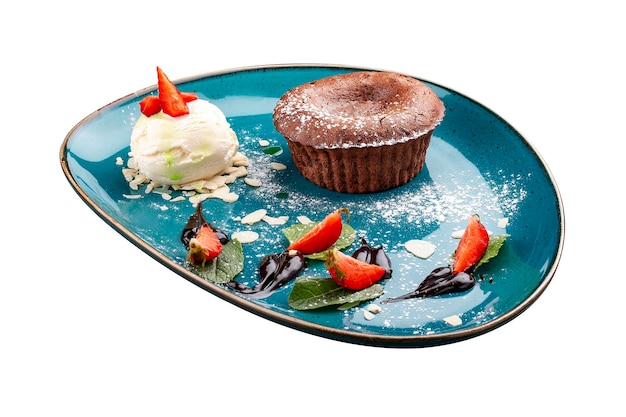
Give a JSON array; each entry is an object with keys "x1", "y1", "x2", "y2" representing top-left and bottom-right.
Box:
[{"x1": 59, "y1": 63, "x2": 565, "y2": 348}]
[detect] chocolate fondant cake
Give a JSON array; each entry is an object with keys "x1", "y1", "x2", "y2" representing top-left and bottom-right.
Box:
[{"x1": 273, "y1": 71, "x2": 445, "y2": 193}]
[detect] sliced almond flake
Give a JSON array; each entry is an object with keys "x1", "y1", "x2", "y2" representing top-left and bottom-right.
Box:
[
  {"x1": 405, "y1": 239, "x2": 437, "y2": 259},
  {"x1": 205, "y1": 176, "x2": 226, "y2": 189},
  {"x1": 170, "y1": 196, "x2": 186, "y2": 202},
  {"x1": 443, "y1": 315, "x2": 462, "y2": 326},
  {"x1": 232, "y1": 152, "x2": 249, "y2": 167},
  {"x1": 180, "y1": 180, "x2": 207, "y2": 191},
  {"x1": 297, "y1": 215, "x2": 313, "y2": 224},
  {"x1": 244, "y1": 178, "x2": 262, "y2": 187},
  {"x1": 270, "y1": 162, "x2": 287, "y2": 171},
  {"x1": 122, "y1": 168, "x2": 136, "y2": 182},
  {"x1": 262, "y1": 215, "x2": 289, "y2": 226},
  {"x1": 231, "y1": 166, "x2": 248, "y2": 178},
  {"x1": 363, "y1": 310, "x2": 376, "y2": 321},
  {"x1": 198, "y1": 181, "x2": 216, "y2": 191},
  {"x1": 497, "y1": 217, "x2": 509, "y2": 228},
  {"x1": 152, "y1": 185, "x2": 172, "y2": 195},
  {"x1": 127, "y1": 157, "x2": 138, "y2": 169},
  {"x1": 366, "y1": 304, "x2": 382, "y2": 314},
  {"x1": 189, "y1": 193, "x2": 210, "y2": 205},
  {"x1": 211, "y1": 176, "x2": 228, "y2": 188},
  {"x1": 115, "y1": 157, "x2": 124, "y2": 166},
  {"x1": 129, "y1": 174, "x2": 147, "y2": 190},
  {"x1": 241, "y1": 209, "x2": 267, "y2": 225},
  {"x1": 161, "y1": 193, "x2": 172, "y2": 200},
  {"x1": 258, "y1": 139, "x2": 270, "y2": 147},
  {"x1": 211, "y1": 186, "x2": 231, "y2": 199},
  {"x1": 221, "y1": 193, "x2": 239, "y2": 203},
  {"x1": 232, "y1": 231, "x2": 259, "y2": 244},
  {"x1": 451, "y1": 229, "x2": 465, "y2": 239},
  {"x1": 123, "y1": 194, "x2": 142, "y2": 199},
  {"x1": 222, "y1": 174, "x2": 237, "y2": 184}
]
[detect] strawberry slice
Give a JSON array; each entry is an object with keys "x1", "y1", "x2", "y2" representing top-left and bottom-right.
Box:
[
  {"x1": 287, "y1": 208, "x2": 349, "y2": 255},
  {"x1": 156, "y1": 66, "x2": 189, "y2": 117},
  {"x1": 180, "y1": 92, "x2": 198, "y2": 102},
  {"x1": 139, "y1": 95, "x2": 161, "y2": 116},
  {"x1": 452, "y1": 214, "x2": 489, "y2": 274},
  {"x1": 188, "y1": 224, "x2": 223, "y2": 265},
  {"x1": 325, "y1": 248, "x2": 387, "y2": 291},
  {"x1": 139, "y1": 88, "x2": 197, "y2": 117},
  {"x1": 139, "y1": 69, "x2": 198, "y2": 117}
]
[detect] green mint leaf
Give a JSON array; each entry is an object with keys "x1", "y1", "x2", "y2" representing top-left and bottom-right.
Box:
[
  {"x1": 282, "y1": 222, "x2": 356, "y2": 260},
  {"x1": 262, "y1": 146, "x2": 283, "y2": 155},
  {"x1": 288, "y1": 277, "x2": 384, "y2": 310},
  {"x1": 190, "y1": 239, "x2": 244, "y2": 284},
  {"x1": 475, "y1": 234, "x2": 510, "y2": 270},
  {"x1": 337, "y1": 301, "x2": 362, "y2": 310}
]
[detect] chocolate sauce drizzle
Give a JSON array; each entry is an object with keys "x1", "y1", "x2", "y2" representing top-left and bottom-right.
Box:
[
  {"x1": 180, "y1": 202, "x2": 229, "y2": 249},
  {"x1": 381, "y1": 266, "x2": 475, "y2": 304},
  {"x1": 351, "y1": 238, "x2": 393, "y2": 280},
  {"x1": 227, "y1": 251, "x2": 306, "y2": 298}
]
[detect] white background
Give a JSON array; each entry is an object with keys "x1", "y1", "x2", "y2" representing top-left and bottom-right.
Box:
[{"x1": 2, "y1": 1, "x2": 623, "y2": 415}]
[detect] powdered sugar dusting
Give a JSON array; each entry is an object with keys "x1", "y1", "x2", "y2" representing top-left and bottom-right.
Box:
[{"x1": 232, "y1": 118, "x2": 528, "y2": 243}]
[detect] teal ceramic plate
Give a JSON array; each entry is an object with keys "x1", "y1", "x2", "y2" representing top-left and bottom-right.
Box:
[{"x1": 60, "y1": 64, "x2": 564, "y2": 348}]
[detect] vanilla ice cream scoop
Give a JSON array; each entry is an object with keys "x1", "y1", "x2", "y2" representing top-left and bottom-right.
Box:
[{"x1": 130, "y1": 99, "x2": 238, "y2": 185}]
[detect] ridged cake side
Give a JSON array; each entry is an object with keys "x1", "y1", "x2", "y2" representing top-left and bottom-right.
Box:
[{"x1": 286, "y1": 131, "x2": 433, "y2": 193}]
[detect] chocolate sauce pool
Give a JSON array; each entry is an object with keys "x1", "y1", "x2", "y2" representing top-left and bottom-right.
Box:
[
  {"x1": 382, "y1": 266, "x2": 475, "y2": 304},
  {"x1": 227, "y1": 251, "x2": 306, "y2": 298},
  {"x1": 352, "y1": 238, "x2": 392, "y2": 279}
]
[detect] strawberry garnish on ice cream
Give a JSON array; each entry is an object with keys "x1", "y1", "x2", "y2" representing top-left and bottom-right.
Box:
[{"x1": 139, "y1": 67, "x2": 198, "y2": 117}]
